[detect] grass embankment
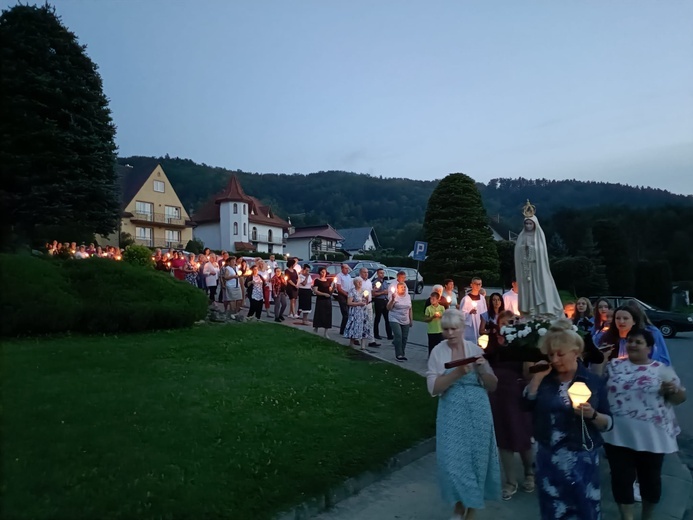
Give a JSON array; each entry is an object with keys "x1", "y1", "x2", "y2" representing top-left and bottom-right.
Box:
[{"x1": 1, "y1": 324, "x2": 436, "y2": 520}]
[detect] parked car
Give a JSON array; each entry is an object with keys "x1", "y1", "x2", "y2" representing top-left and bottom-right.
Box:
[
  {"x1": 588, "y1": 295, "x2": 693, "y2": 338},
  {"x1": 343, "y1": 260, "x2": 386, "y2": 272},
  {"x1": 389, "y1": 267, "x2": 425, "y2": 294}
]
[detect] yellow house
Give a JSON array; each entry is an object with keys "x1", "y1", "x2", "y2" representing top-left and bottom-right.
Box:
[{"x1": 102, "y1": 161, "x2": 193, "y2": 249}]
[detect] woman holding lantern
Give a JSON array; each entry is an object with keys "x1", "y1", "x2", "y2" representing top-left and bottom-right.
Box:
[
  {"x1": 387, "y1": 281, "x2": 413, "y2": 362},
  {"x1": 426, "y1": 310, "x2": 500, "y2": 519},
  {"x1": 602, "y1": 328, "x2": 685, "y2": 520},
  {"x1": 524, "y1": 319, "x2": 612, "y2": 520}
]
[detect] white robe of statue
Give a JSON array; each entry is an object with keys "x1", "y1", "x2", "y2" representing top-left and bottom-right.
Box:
[{"x1": 513, "y1": 215, "x2": 564, "y2": 317}]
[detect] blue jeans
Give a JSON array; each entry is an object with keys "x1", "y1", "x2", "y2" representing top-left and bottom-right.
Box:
[{"x1": 390, "y1": 322, "x2": 410, "y2": 357}]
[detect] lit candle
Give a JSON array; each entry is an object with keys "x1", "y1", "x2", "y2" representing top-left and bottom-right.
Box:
[
  {"x1": 284, "y1": 275, "x2": 288, "y2": 282},
  {"x1": 477, "y1": 334, "x2": 489, "y2": 349},
  {"x1": 446, "y1": 296, "x2": 452, "y2": 303},
  {"x1": 375, "y1": 281, "x2": 382, "y2": 289},
  {"x1": 390, "y1": 285, "x2": 396, "y2": 293},
  {"x1": 363, "y1": 290, "x2": 369, "y2": 298},
  {"x1": 166, "y1": 261, "x2": 171, "y2": 268},
  {"x1": 115, "y1": 255, "x2": 122, "y2": 261}
]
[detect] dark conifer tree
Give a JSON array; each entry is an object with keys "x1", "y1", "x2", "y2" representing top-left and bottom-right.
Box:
[
  {"x1": 0, "y1": 4, "x2": 119, "y2": 248},
  {"x1": 423, "y1": 173, "x2": 500, "y2": 286}
]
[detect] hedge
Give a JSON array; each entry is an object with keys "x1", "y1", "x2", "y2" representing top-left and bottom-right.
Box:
[{"x1": 0, "y1": 254, "x2": 209, "y2": 336}]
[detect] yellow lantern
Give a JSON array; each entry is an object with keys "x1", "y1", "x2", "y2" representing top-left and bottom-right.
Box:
[
  {"x1": 567, "y1": 381, "x2": 591, "y2": 409},
  {"x1": 477, "y1": 334, "x2": 489, "y2": 349}
]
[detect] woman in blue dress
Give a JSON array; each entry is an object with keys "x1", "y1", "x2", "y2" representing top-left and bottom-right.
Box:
[
  {"x1": 426, "y1": 310, "x2": 500, "y2": 519},
  {"x1": 524, "y1": 319, "x2": 612, "y2": 520}
]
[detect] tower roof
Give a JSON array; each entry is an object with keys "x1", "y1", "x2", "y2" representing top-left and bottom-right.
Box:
[{"x1": 215, "y1": 175, "x2": 252, "y2": 204}]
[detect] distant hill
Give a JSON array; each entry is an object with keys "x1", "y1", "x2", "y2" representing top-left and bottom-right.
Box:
[{"x1": 118, "y1": 156, "x2": 693, "y2": 251}]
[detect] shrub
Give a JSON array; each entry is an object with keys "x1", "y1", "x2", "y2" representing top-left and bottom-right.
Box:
[
  {"x1": 123, "y1": 244, "x2": 154, "y2": 268},
  {"x1": 0, "y1": 254, "x2": 209, "y2": 336},
  {"x1": 0, "y1": 253, "x2": 80, "y2": 336},
  {"x1": 186, "y1": 238, "x2": 204, "y2": 254},
  {"x1": 60, "y1": 259, "x2": 209, "y2": 333}
]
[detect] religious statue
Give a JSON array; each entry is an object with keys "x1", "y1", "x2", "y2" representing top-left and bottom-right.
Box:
[{"x1": 513, "y1": 200, "x2": 564, "y2": 317}]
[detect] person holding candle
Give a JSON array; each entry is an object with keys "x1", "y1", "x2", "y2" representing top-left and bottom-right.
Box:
[
  {"x1": 298, "y1": 264, "x2": 313, "y2": 325},
  {"x1": 245, "y1": 264, "x2": 266, "y2": 320},
  {"x1": 484, "y1": 310, "x2": 535, "y2": 500},
  {"x1": 441, "y1": 279, "x2": 458, "y2": 309},
  {"x1": 479, "y1": 292, "x2": 505, "y2": 336},
  {"x1": 387, "y1": 281, "x2": 413, "y2": 362},
  {"x1": 372, "y1": 268, "x2": 393, "y2": 340},
  {"x1": 311, "y1": 266, "x2": 332, "y2": 337},
  {"x1": 196, "y1": 253, "x2": 208, "y2": 290},
  {"x1": 602, "y1": 328, "x2": 685, "y2": 520},
  {"x1": 591, "y1": 298, "x2": 613, "y2": 346},
  {"x1": 335, "y1": 264, "x2": 354, "y2": 336},
  {"x1": 523, "y1": 319, "x2": 612, "y2": 520},
  {"x1": 423, "y1": 292, "x2": 445, "y2": 356},
  {"x1": 271, "y1": 267, "x2": 288, "y2": 322},
  {"x1": 599, "y1": 306, "x2": 644, "y2": 361},
  {"x1": 184, "y1": 253, "x2": 198, "y2": 287},
  {"x1": 170, "y1": 251, "x2": 186, "y2": 281},
  {"x1": 344, "y1": 277, "x2": 371, "y2": 349},
  {"x1": 285, "y1": 258, "x2": 299, "y2": 318},
  {"x1": 460, "y1": 277, "x2": 487, "y2": 344},
  {"x1": 358, "y1": 267, "x2": 380, "y2": 347},
  {"x1": 426, "y1": 309, "x2": 500, "y2": 519},
  {"x1": 203, "y1": 253, "x2": 220, "y2": 304},
  {"x1": 238, "y1": 259, "x2": 249, "y2": 306},
  {"x1": 573, "y1": 297, "x2": 595, "y2": 332}
]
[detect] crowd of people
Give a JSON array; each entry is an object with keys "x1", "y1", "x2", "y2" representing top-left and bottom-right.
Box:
[{"x1": 45, "y1": 240, "x2": 123, "y2": 260}]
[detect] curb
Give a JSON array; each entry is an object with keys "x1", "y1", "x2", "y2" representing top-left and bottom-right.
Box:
[{"x1": 274, "y1": 437, "x2": 436, "y2": 520}]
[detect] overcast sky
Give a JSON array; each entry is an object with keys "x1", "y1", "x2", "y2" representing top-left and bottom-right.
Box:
[{"x1": 8, "y1": 1, "x2": 693, "y2": 194}]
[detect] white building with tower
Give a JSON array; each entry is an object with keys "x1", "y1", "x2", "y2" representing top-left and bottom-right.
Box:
[{"x1": 192, "y1": 175, "x2": 290, "y2": 253}]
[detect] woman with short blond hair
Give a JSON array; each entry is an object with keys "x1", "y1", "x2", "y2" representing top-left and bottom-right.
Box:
[{"x1": 524, "y1": 319, "x2": 612, "y2": 520}]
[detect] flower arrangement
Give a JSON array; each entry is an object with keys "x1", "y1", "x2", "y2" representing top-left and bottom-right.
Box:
[{"x1": 500, "y1": 315, "x2": 580, "y2": 350}]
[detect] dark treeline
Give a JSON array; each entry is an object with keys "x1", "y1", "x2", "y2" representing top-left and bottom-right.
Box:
[{"x1": 119, "y1": 157, "x2": 693, "y2": 285}]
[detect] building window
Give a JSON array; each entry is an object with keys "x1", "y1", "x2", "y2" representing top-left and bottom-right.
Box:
[
  {"x1": 251, "y1": 227, "x2": 257, "y2": 241},
  {"x1": 165, "y1": 205, "x2": 180, "y2": 223},
  {"x1": 243, "y1": 205, "x2": 247, "y2": 215},
  {"x1": 136, "y1": 227, "x2": 153, "y2": 246},
  {"x1": 135, "y1": 201, "x2": 153, "y2": 221},
  {"x1": 166, "y1": 230, "x2": 180, "y2": 246},
  {"x1": 243, "y1": 223, "x2": 246, "y2": 236},
  {"x1": 233, "y1": 203, "x2": 238, "y2": 214},
  {"x1": 233, "y1": 222, "x2": 238, "y2": 235},
  {"x1": 153, "y1": 180, "x2": 165, "y2": 193},
  {"x1": 268, "y1": 229, "x2": 273, "y2": 243}
]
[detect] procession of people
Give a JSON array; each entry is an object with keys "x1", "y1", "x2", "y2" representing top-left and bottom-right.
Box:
[{"x1": 424, "y1": 201, "x2": 685, "y2": 520}]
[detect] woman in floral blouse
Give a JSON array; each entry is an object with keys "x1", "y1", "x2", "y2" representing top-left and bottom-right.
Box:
[{"x1": 603, "y1": 328, "x2": 686, "y2": 520}]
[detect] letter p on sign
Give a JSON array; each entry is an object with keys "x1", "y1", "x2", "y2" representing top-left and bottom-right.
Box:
[{"x1": 412, "y1": 241, "x2": 427, "y2": 261}]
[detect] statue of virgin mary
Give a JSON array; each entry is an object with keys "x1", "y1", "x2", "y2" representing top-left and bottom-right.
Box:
[{"x1": 513, "y1": 200, "x2": 564, "y2": 317}]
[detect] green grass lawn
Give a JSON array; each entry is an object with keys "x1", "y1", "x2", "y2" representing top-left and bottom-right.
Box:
[{"x1": 1, "y1": 323, "x2": 436, "y2": 520}]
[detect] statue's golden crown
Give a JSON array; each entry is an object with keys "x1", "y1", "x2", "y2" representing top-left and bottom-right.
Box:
[{"x1": 522, "y1": 199, "x2": 536, "y2": 218}]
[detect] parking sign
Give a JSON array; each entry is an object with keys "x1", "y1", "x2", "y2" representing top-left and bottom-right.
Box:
[{"x1": 412, "y1": 241, "x2": 427, "y2": 261}]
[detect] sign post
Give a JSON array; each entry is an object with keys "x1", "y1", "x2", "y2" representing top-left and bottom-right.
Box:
[{"x1": 412, "y1": 241, "x2": 427, "y2": 284}]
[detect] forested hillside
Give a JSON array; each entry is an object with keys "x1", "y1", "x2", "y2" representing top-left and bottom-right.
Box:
[{"x1": 118, "y1": 157, "x2": 693, "y2": 279}]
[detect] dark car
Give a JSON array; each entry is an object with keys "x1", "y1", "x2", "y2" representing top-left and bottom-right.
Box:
[
  {"x1": 343, "y1": 260, "x2": 386, "y2": 272},
  {"x1": 589, "y1": 295, "x2": 693, "y2": 338},
  {"x1": 389, "y1": 267, "x2": 425, "y2": 294}
]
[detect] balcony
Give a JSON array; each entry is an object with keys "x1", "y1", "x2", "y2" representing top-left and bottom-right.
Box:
[
  {"x1": 250, "y1": 233, "x2": 286, "y2": 245},
  {"x1": 134, "y1": 238, "x2": 184, "y2": 249},
  {"x1": 130, "y1": 211, "x2": 188, "y2": 228}
]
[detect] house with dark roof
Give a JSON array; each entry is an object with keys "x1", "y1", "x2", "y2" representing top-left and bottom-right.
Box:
[
  {"x1": 337, "y1": 227, "x2": 380, "y2": 258},
  {"x1": 102, "y1": 162, "x2": 193, "y2": 249},
  {"x1": 192, "y1": 175, "x2": 290, "y2": 253},
  {"x1": 285, "y1": 224, "x2": 345, "y2": 261}
]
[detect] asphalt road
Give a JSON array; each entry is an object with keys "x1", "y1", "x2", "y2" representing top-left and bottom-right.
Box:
[{"x1": 669, "y1": 332, "x2": 693, "y2": 435}]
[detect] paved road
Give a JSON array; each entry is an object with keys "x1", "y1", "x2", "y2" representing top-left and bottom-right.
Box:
[{"x1": 667, "y1": 332, "x2": 693, "y2": 435}]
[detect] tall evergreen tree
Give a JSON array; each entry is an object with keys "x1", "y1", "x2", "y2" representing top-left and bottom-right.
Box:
[
  {"x1": 592, "y1": 219, "x2": 634, "y2": 294},
  {"x1": 423, "y1": 173, "x2": 500, "y2": 286},
  {"x1": 0, "y1": 4, "x2": 119, "y2": 248},
  {"x1": 548, "y1": 233, "x2": 569, "y2": 259}
]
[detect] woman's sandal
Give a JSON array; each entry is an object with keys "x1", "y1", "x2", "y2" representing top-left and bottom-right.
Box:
[
  {"x1": 523, "y1": 474, "x2": 535, "y2": 493},
  {"x1": 502, "y1": 482, "x2": 518, "y2": 501}
]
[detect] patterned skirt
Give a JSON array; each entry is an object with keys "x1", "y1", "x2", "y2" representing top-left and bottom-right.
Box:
[
  {"x1": 536, "y1": 443, "x2": 601, "y2": 520},
  {"x1": 437, "y1": 370, "x2": 500, "y2": 508}
]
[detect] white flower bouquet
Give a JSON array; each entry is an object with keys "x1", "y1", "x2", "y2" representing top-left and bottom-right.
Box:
[{"x1": 499, "y1": 315, "x2": 577, "y2": 350}]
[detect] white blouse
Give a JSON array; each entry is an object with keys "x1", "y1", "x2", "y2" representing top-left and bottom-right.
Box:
[{"x1": 426, "y1": 340, "x2": 493, "y2": 397}]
